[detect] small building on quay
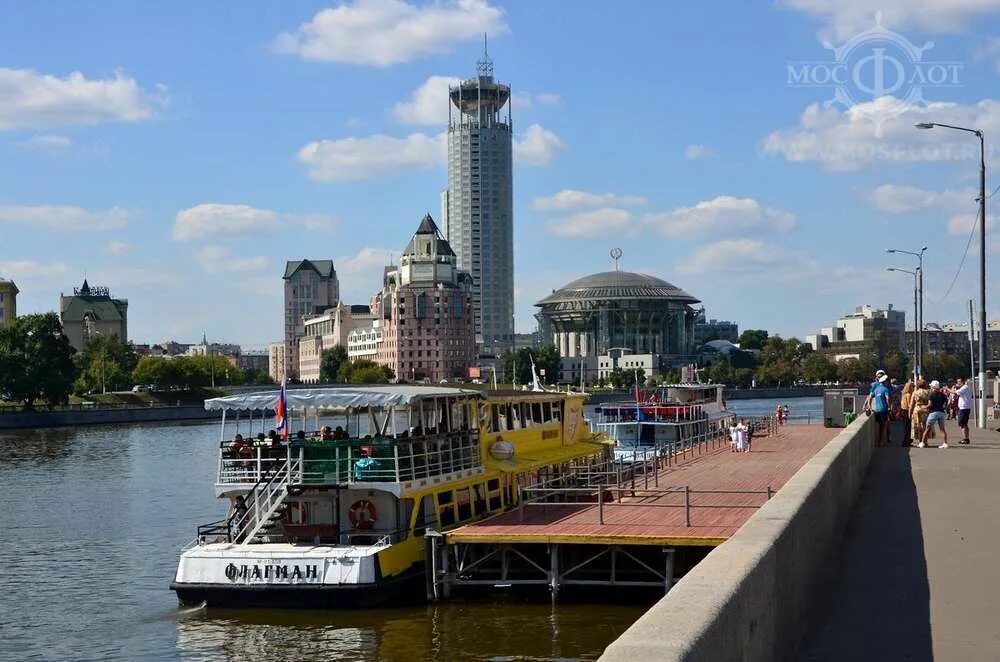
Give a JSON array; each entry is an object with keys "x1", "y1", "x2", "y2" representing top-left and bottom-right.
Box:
[
  {"x1": 534, "y1": 268, "x2": 701, "y2": 382},
  {"x1": 364, "y1": 214, "x2": 477, "y2": 382},
  {"x1": 59, "y1": 280, "x2": 128, "y2": 351}
]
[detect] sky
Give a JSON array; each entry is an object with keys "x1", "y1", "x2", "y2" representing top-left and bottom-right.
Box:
[{"x1": 3, "y1": 0, "x2": 1000, "y2": 350}]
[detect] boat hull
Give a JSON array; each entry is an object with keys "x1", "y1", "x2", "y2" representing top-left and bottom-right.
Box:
[{"x1": 170, "y1": 567, "x2": 425, "y2": 609}]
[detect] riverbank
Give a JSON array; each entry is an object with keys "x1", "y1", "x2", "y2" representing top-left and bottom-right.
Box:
[{"x1": 0, "y1": 404, "x2": 220, "y2": 430}]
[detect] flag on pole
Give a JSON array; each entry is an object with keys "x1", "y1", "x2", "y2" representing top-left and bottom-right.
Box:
[{"x1": 275, "y1": 379, "x2": 288, "y2": 440}]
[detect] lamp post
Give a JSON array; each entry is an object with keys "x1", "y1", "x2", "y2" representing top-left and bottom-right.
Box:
[
  {"x1": 887, "y1": 267, "x2": 919, "y2": 381},
  {"x1": 887, "y1": 247, "x2": 927, "y2": 377},
  {"x1": 915, "y1": 122, "x2": 987, "y2": 428}
]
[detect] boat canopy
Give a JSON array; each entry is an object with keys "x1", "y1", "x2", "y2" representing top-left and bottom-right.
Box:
[{"x1": 204, "y1": 385, "x2": 485, "y2": 412}]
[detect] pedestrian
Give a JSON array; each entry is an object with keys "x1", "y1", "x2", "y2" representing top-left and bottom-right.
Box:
[
  {"x1": 737, "y1": 419, "x2": 750, "y2": 453},
  {"x1": 782, "y1": 404, "x2": 790, "y2": 423},
  {"x1": 746, "y1": 420, "x2": 755, "y2": 452},
  {"x1": 910, "y1": 378, "x2": 930, "y2": 444},
  {"x1": 921, "y1": 380, "x2": 950, "y2": 448},
  {"x1": 899, "y1": 380, "x2": 914, "y2": 446},
  {"x1": 865, "y1": 370, "x2": 892, "y2": 447},
  {"x1": 954, "y1": 377, "x2": 973, "y2": 445},
  {"x1": 729, "y1": 420, "x2": 739, "y2": 452}
]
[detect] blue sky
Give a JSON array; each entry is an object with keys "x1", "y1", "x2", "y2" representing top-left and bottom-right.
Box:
[{"x1": 3, "y1": 0, "x2": 1000, "y2": 349}]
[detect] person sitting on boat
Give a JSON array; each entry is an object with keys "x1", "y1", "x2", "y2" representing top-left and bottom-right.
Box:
[
  {"x1": 296, "y1": 429, "x2": 307, "y2": 441},
  {"x1": 267, "y1": 429, "x2": 278, "y2": 443},
  {"x1": 320, "y1": 425, "x2": 333, "y2": 441},
  {"x1": 254, "y1": 432, "x2": 267, "y2": 446},
  {"x1": 333, "y1": 426, "x2": 347, "y2": 440},
  {"x1": 228, "y1": 433, "x2": 245, "y2": 454},
  {"x1": 353, "y1": 445, "x2": 379, "y2": 481}
]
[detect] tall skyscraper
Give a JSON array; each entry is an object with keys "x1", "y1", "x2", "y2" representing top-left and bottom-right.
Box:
[{"x1": 442, "y1": 43, "x2": 513, "y2": 354}]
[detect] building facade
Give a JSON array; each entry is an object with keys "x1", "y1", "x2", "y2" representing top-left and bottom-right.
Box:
[
  {"x1": 368, "y1": 214, "x2": 476, "y2": 382},
  {"x1": 441, "y1": 48, "x2": 513, "y2": 353},
  {"x1": 268, "y1": 342, "x2": 286, "y2": 383},
  {"x1": 283, "y1": 260, "x2": 340, "y2": 380},
  {"x1": 297, "y1": 303, "x2": 376, "y2": 383},
  {"x1": 905, "y1": 321, "x2": 1000, "y2": 371},
  {"x1": 693, "y1": 313, "x2": 739, "y2": 345},
  {"x1": 59, "y1": 280, "x2": 128, "y2": 351},
  {"x1": 535, "y1": 270, "x2": 701, "y2": 382},
  {"x1": 812, "y1": 304, "x2": 906, "y2": 362},
  {"x1": 0, "y1": 278, "x2": 17, "y2": 328}
]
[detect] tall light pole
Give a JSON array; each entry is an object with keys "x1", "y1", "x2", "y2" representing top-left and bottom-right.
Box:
[
  {"x1": 887, "y1": 267, "x2": 919, "y2": 381},
  {"x1": 916, "y1": 122, "x2": 987, "y2": 428},
  {"x1": 887, "y1": 247, "x2": 927, "y2": 377}
]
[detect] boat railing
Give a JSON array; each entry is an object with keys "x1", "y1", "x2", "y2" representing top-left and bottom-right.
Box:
[
  {"x1": 217, "y1": 443, "x2": 288, "y2": 486},
  {"x1": 595, "y1": 402, "x2": 711, "y2": 425},
  {"x1": 295, "y1": 430, "x2": 482, "y2": 485}
]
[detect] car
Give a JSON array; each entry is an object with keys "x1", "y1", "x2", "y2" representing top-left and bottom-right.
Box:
[{"x1": 131, "y1": 385, "x2": 148, "y2": 393}]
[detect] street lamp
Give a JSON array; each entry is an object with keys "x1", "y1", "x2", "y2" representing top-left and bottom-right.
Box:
[
  {"x1": 887, "y1": 267, "x2": 919, "y2": 381},
  {"x1": 887, "y1": 246, "x2": 927, "y2": 377},
  {"x1": 916, "y1": 121, "x2": 987, "y2": 428}
]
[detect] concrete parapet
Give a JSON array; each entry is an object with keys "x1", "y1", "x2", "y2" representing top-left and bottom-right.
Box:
[
  {"x1": 600, "y1": 416, "x2": 875, "y2": 662},
  {"x1": 0, "y1": 405, "x2": 220, "y2": 430}
]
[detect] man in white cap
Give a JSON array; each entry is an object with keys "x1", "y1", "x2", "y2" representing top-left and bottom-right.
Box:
[
  {"x1": 866, "y1": 369, "x2": 892, "y2": 447},
  {"x1": 922, "y1": 380, "x2": 950, "y2": 448}
]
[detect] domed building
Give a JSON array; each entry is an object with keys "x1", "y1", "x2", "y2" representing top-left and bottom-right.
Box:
[{"x1": 535, "y1": 270, "x2": 701, "y2": 379}]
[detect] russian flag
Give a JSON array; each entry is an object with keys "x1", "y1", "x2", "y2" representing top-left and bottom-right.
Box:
[{"x1": 275, "y1": 379, "x2": 288, "y2": 440}]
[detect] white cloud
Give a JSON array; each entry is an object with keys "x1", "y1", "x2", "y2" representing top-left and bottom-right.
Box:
[
  {"x1": 24, "y1": 134, "x2": 72, "y2": 150},
  {"x1": 197, "y1": 246, "x2": 270, "y2": 274},
  {"x1": 532, "y1": 190, "x2": 647, "y2": 212},
  {"x1": 644, "y1": 196, "x2": 796, "y2": 237},
  {"x1": 0, "y1": 205, "x2": 136, "y2": 231},
  {"x1": 173, "y1": 204, "x2": 339, "y2": 240},
  {"x1": 677, "y1": 239, "x2": 818, "y2": 281},
  {"x1": 103, "y1": 241, "x2": 132, "y2": 255},
  {"x1": 684, "y1": 144, "x2": 716, "y2": 160},
  {"x1": 393, "y1": 75, "x2": 461, "y2": 125},
  {"x1": 544, "y1": 208, "x2": 634, "y2": 238},
  {"x1": 513, "y1": 123, "x2": 565, "y2": 166},
  {"x1": 778, "y1": 0, "x2": 1000, "y2": 40},
  {"x1": 298, "y1": 132, "x2": 445, "y2": 182},
  {"x1": 761, "y1": 98, "x2": 1000, "y2": 171},
  {"x1": 867, "y1": 184, "x2": 975, "y2": 213},
  {"x1": 535, "y1": 92, "x2": 562, "y2": 105},
  {"x1": 273, "y1": 0, "x2": 507, "y2": 66},
  {"x1": 0, "y1": 260, "x2": 67, "y2": 280},
  {"x1": 947, "y1": 212, "x2": 997, "y2": 235},
  {"x1": 336, "y1": 246, "x2": 396, "y2": 303},
  {"x1": 0, "y1": 68, "x2": 161, "y2": 131}
]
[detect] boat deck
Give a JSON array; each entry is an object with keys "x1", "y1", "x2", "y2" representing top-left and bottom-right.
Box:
[{"x1": 445, "y1": 424, "x2": 838, "y2": 547}]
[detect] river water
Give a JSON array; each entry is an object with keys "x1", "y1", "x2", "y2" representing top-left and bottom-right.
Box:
[{"x1": 0, "y1": 397, "x2": 817, "y2": 661}]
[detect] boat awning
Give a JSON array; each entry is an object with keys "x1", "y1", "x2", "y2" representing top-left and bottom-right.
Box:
[
  {"x1": 485, "y1": 438, "x2": 606, "y2": 473},
  {"x1": 204, "y1": 386, "x2": 485, "y2": 412}
]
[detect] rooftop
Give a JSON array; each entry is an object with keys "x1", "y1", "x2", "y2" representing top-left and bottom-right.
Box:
[{"x1": 536, "y1": 271, "x2": 700, "y2": 306}]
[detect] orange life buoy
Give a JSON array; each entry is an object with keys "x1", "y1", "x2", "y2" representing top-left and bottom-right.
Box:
[{"x1": 348, "y1": 499, "x2": 377, "y2": 530}]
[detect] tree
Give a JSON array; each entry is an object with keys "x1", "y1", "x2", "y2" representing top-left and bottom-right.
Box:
[
  {"x1": 802, "y1": 353, "x2": 837, "y2": 383},
  {"x1": 320, "y1": 345, "x2": 349, "y2": 383},
  {"x1": 738, "y1": 329, "x2": 769, "y2": 350},
  {"x1": 882, "y1": 351, "x2": 910, "y2": 382},
  {"x1": 608, "y1": 367, "x2": 645, "y2": 391},
  {"x1": 132, "y1": 357, "x2": 173, "y2": 389},
  {"x1": 0, "y1": 313, "x2": 76, "y2": 409},
  {"x1": 74, "y1": 335, "x2": 138, "y2": 394},
  {"x1": 707, "y1": 356, "x2": 734, "y2": 385},
  {"x1": 837, "y1": 357, "x2": 866, "y2": 384},
  {"x1": 500, "y1": 346, "x2": 562, "y2": 386},
  {"x1": 337, "y1": 359, "x2": 394, "y2": 384},
  {"x1": 922, "y1": 353, "x2": 969, "y2": 381}
]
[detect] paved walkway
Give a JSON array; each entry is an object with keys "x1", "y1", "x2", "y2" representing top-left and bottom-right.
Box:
[
  {"x1": 797, "y1": 422, "x2": 1000, "y2": 661},
  {"x1": 448, "y1": 424, "x2": 837, "y2": 546}
]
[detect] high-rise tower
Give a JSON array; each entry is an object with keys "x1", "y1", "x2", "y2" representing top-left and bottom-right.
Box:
[{"x1": 442, "y1": 40, "x2": 513, "y2": 354}]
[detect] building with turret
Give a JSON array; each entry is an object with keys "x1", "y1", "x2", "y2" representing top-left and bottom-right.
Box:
[
  {"x1": 282, "y1": 259, "x2": 340, "y2": 380},
  {"x1": 367, "y1": 214, "x2": 476, "y2": 382},
  {"x1": 59, "y1": 280, "x2": 128, "y2": 350}
]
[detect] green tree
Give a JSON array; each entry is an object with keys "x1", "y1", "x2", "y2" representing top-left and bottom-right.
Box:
[
  {"x1": 320, "y1": 345, "x2": 349, "y2": 383},
  {"x1": 500, "y1": 346, "x2": 562, "y2": 386},
  {"x1": 132, "y1": 357, "x2": 173, "y2": 389},
  {"x1": 802, "y1": 353, "x2": 837, "y2": 383},
  {"x1": 707, "y1": 356, "x2": 734, "y2": 385},
  {"x1": 738, "y1": 329, "x2": 769, "y2": 350},
  {"x1": 922, "y1": 353, "x2": 969, "y2": 381},
  {"x1": 608, "y1": 367, "x2": 645, "y2": 391},
  {"x1": 882, "y1": 351, "x2": 911, "y2": 382},
  {"x1": 74, "y1": 334, "x2": 138, "y2": 394},
  {"x1": 837, "y1": 357, "x2": 866, "y2": 384},
  {"x1": 337, "y1": 359, "x2": 394, "y2": 384},
  {"x1": 0, "y1": 313, "x2": 76, "y2": 409}
]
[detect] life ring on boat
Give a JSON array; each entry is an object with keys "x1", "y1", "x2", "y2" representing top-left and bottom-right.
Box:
[{"x1": 348, "y1": 499, "x2": 377, "y2": 530}]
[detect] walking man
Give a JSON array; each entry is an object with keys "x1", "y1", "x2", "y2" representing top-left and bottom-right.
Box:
[
  {"x1": 954, "y1": 377, "x2": 973, "y2": 445},
  {"x1": 921, "y1": 380, "x2": 950, "y2": 449},
  {"x1": 866, "y1": 370, "x2": 892, "y2": 447}
]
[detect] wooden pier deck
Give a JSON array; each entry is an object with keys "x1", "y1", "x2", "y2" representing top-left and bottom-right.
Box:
[{"x1": 446, "y1": 425, "x2": 838, "y2": 547}]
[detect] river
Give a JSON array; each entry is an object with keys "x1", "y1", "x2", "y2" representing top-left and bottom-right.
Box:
[{"x1": 0, "y1": 397, "x2": 818, "y2": 661}]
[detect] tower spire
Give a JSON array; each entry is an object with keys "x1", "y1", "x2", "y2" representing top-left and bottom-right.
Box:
[{"x1": 477, "y1": 32, "x2": 493, "y2": 76}]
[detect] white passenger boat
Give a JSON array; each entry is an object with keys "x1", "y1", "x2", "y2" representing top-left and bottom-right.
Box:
[
  {"x1": 171, "y1": 385, "x2": 607, "y2": 609},
  {"x1": 592, "y1": 383, "x2": 733, "y2": 463}
]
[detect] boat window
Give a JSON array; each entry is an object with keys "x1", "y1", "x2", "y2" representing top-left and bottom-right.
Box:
[
  {"x1": 414, "y1": 495, "x2": 437, "y2": 536},
  {"x1": 451, "y1": 400, "x2": 466, "y2": 431},
  {"x1": 531, "y1": 403, "x2": 543, "y2": 426},
  {"x1": 541, "y1": 401, "x2": 552, "y2": 423},
  {"x1": 456, "y1": 487, "x2": 473, "y2": 520},
  {"x1": 491, "y1": 404, "x2": 501, "y2": 433},
  {"x1": 552, "y1": 402, "x2": 562, "y2": 422},
  {"x1": 437, "y1": 490, "x2": 456, "y2": 527}
]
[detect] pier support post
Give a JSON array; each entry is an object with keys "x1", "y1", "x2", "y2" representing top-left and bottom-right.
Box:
[
  {"x1": 664, "y1": 548, "x2": 675, "y2": 593},
  {"x1": 440, "y1": 541, "x2": 452, "y2": 600},
  {"x1": 549, "y1": 544, "x2": 560, "y2": 603}
]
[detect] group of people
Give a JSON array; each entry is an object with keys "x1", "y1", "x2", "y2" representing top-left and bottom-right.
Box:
[
  {"x1": 866, "y1": 369, "x2": 973, "y2": 448},
  {"x1": 775, "y1": 404, "x2": 791, "y2": 425},
  {"x1": 729, "y1": 418, "x2": 754, "y2": 453}
]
